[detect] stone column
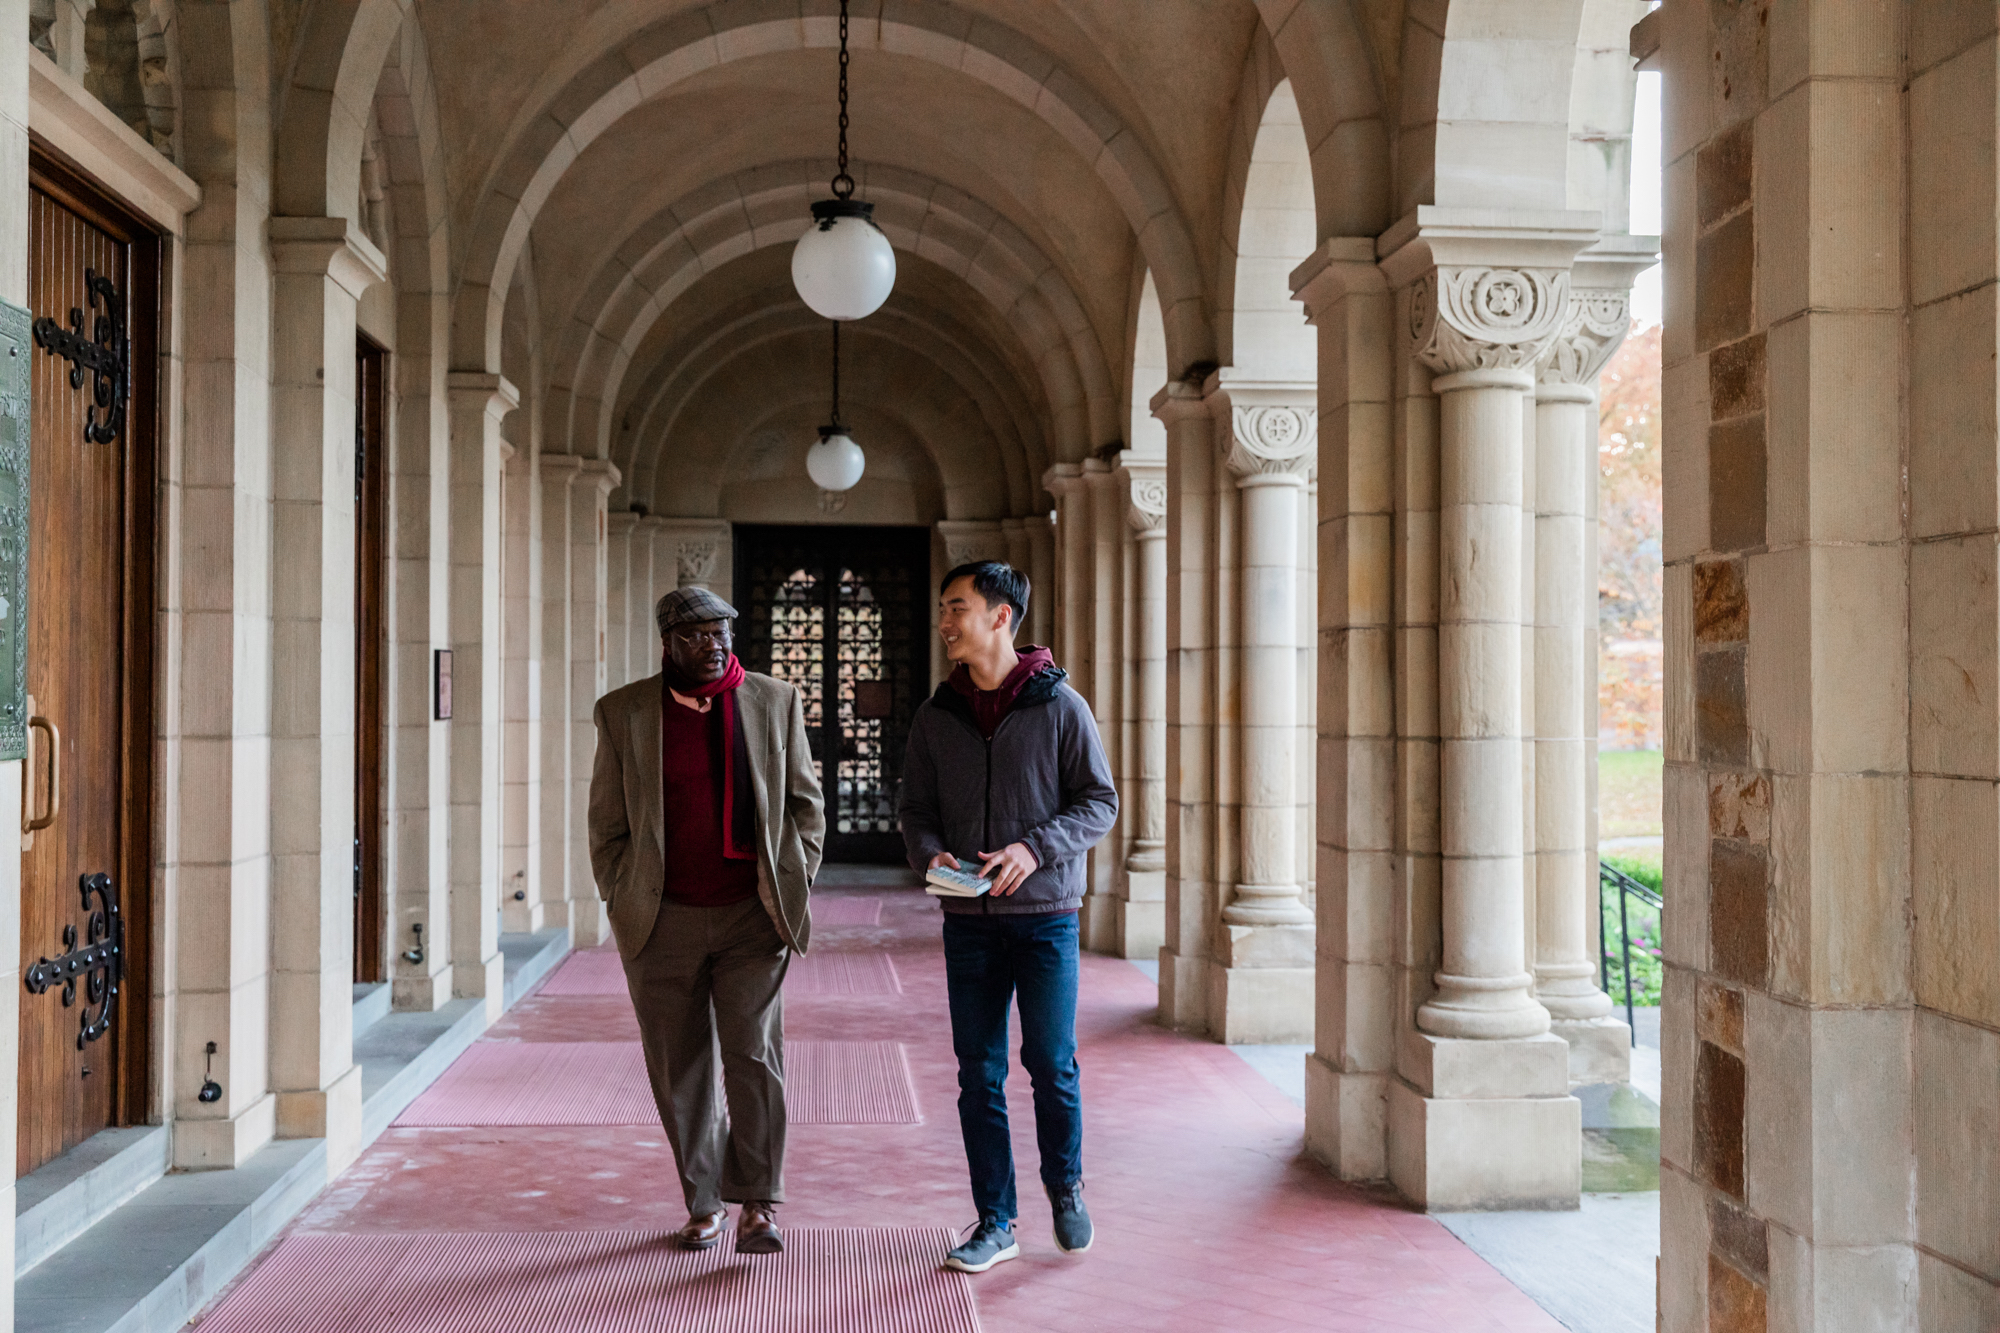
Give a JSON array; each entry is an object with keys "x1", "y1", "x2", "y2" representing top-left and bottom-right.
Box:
[
  {"x1": 1027, "y1": 513, "x2": 1055, "y2": 649},
  {"x1": 536, "y1": 456, "x2": 578, "y2": 933},
  {"x1": 625, "y1": 516, "x2": 656, "y2": 683},
  {"x1": 1114, "y1": 456, "x2": 1167, "y2": 960},
  {"x1": 1293, "y1": 240, "x2": 1398, "y2": 1180},
  {"x1": 1084, "y1": 459, "x2": 1123, "y2": 950},
  {"x1": 448, "y1": 372, "x2": 518, "y2": 1015},
  {"x1": 605, "y1": 511, "x2": 636, "y2": 693},
  {"x1": 1043, "y1": 464, "x2": 1091, "y2": 700},
  {"x1": 1381, "y1": 231, "x2": 1595, "y2": 1210},
  {"x1": 1536, "y1": 250, "x2": 1652, "y2": 1082},
  {"x1": 1153, "y1": 382, "x2": 1218, "y2": 1031},
  {"x1": 266, "y1": 218, "x2": 385, "y2": 1163},
  {"x1": 1208, "y1": 383, "x2": 1316, "y2": 1043},
  {"x1": 568, "y1": 460, "x2": 619, "y2": 947},
  {"x1": 1001, "y1": 517, "x2": 1032, "y2": 581},
  {"x1": 499, "y1": 444, "x2": 542, "y2": 935}
]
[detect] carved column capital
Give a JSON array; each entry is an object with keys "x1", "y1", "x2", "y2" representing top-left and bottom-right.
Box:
[
  {"x1": 1115, "y1": 456, "x2": 1167, "y2": 533},
  {"x1": 1225, "y1": 403, "x2": 1317, "y2": 482},
  {"x1": 1407, "y1": 265, "x2": 1571, "y2": 377},
  {"x1": 936, "y1": 519, "x2": 1009, "y2": 569},
  {"x1": 675, "y1": 540, "x2": 718, "y2": 585},
  {"x1": 1539, "y1": 285, "x2": 1632, "y2": 386}
]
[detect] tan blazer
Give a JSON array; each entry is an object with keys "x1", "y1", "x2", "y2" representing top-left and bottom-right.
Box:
[{"x1": 588, "y1": 670, "x2": 826, "y2": 958}]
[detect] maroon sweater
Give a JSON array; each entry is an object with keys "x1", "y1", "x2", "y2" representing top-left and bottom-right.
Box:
[{"x1": 660, "y1": 697, "x2": 759, "y2": 907}]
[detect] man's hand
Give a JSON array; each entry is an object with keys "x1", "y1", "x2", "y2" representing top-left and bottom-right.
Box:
[
  {"x1": 929, "y1": 852, "x2": 961, "y2": 872},
  {"x1": 977, "y1": 842, "x2": 1039, "y2": 896}
]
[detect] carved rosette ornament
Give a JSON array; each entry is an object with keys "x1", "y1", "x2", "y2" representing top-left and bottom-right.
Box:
[
  {"x1": 1540, "y1": 286, "x2": 1632, "y2": 385},
  {"x1": 676, "y1": 541, "x2": 719, "y2": 585},
  {"x1": 1225, "y1": 405, "x2": 1317, "y2": 481},
  {"x1": 1408, "y1": 266, "x2": 1571, "y2": 376}
]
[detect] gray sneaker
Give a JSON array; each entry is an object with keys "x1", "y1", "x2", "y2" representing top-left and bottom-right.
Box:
[
  {"x1": 1049, "y1": 1180, "x2": 1092, "y2": 1253},
  {"x1": 943, "y1": 1216, "x2": 1019, "y2": 1273}
]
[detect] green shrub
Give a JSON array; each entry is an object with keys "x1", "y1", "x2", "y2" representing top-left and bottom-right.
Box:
[{"x1": 1600, "y1": 856, "x2": 1663, "y2": 1007}]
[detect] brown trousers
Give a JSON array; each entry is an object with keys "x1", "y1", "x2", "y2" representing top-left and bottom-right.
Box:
[{"x1": 620, "y1": 896, "x2": 791, "y2": 1214}]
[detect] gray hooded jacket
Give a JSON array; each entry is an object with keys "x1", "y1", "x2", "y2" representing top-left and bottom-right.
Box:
[{"x1": 899, "y1": 665, "x2": 1118, "y2": 914}]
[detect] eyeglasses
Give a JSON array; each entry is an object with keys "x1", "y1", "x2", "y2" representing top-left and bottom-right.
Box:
[{"x1": 670, "y1": 627, "x2": 732, "y2": 648}]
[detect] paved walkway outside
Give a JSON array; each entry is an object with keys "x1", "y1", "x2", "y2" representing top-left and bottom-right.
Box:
[{"x1": 190, "y1": 875, "x2": 1567, "y2": 1332}]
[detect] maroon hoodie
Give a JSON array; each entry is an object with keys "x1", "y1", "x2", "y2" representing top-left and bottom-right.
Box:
[{"x1": 948, "y1": 645, "x2": 1056, "y2": 740}]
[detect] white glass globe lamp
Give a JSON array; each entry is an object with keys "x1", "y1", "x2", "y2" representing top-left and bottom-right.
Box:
[
  {"x1": 806, "y1": 426, "x2": 866, "y2": 492},
  {"x1": 792, "y1": 200, "x2": 896, "y2": 321}
]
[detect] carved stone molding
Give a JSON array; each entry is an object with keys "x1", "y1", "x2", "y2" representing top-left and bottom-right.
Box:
[
  {"x1": 1225, "y1": 404, "x2": 1317, "y2": 481},
  {"x1": 1126, "y1": 477, "x2": 1166, "y2": 531},
  {"x1": 676, "y1": 541, "x2": 718, "y2": 585},
  {"x1": 1540, "y1": 286, "x2": 1632, "y2": 385},
  {"x1": 1408, "y1": 265, "x2": 1571, "y2": 376},
  {"x1": 817, "y1": 488, "x2": 847, "y2": 515},
  {"x1": 938, "y1": 520, "x2": 1009, "y2": 569}
]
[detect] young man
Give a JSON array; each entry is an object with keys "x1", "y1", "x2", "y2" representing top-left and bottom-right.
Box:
[
  {"x1": 899, "y1": 562, "x2": 1118, "y2": 1273},
  {"x1": 587, "y1": 586, "x2": 825, "y2": 1254}
]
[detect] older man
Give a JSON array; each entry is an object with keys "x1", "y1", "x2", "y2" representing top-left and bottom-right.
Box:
[{"x1": 588, "y1": 586, "x2": 824, "y2": 1254}]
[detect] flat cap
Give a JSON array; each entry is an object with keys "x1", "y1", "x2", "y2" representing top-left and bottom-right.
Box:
[{"x1": 655, "y1": 586, "x2": 739, "y2": 634}]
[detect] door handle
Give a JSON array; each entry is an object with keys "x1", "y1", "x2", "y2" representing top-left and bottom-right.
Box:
[{"x1": 23, "y1": 693, "x2": 59, "y2": 844}]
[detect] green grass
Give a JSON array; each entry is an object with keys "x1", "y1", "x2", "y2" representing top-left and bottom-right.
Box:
[{"x1": 1599, "y1": 749, "x2": 1664, "y2": 838}]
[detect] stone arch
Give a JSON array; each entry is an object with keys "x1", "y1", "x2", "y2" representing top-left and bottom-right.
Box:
[
  {"x1": 1395, "y1": 0, "x2": 1593, "y2": 214},
  {"x1": 618, "y1": 302, "x2": 1042, "y2": 520},
  {"x1": 1250, "y1": 0, "x2": 1392, "y2": 240},
  {"x1": 544, "y1": 161, "x2": 1111, "y2": 471},
  {"x1": 1216, "y1": 76, "x2": 1317, "y2": 381},
  {"x1": 449, "y1": 1, "x2": 1213, "y2": 378},
  {"x1": 271, "y1": 0, "x2": 411, "y2": 223},
  {"x1": 632, "y1": 321, "x2": 1013, "y2": 522},
  {"x1": 1127, "y1": 268, "x2": 1169, "y2": 456}
]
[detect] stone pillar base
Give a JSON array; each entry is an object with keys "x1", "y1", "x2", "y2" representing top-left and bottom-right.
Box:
[
  {"x1": 454, "y1": 950, "x2": 507, "y2": 1020},
  {"x1": 1552, "y1": 1015, "x2": 1633, "y2": 1086},
  {"x1": 393, "y1": 966, "x2": 451, "y2": 1013},
  {"x1": 570, "y1": 900, "x2": 610, "y2": 948},
  {"x1": 1157, "y1": 947, "x2": 1208, "y2": 1031},
  {"x1": 1080, "y1": 893, "x2": 1117, "y2": 953},
  {"x1": 277, "y1": 1063, "x2": 365, "y2": 1169},
  {"x1": 1204, "y1": 963, "x2": 1314, "y2": 1044},
  {"x1": 1304, "y1": 1055, "x2": 1387, "y2": 1180},
  {"x1": 174, "y1": 1092, "x2": 278, "y2": 1171},
  {"x1": 1388, "y1": 1032, "x2": 1580, "y2": 1210},
  {"x1": 502, "y1": 894, "x2": 546, "y2": 935},
  {"x1": 1112, "y1": 896, "x2": 1163, "y2": 961}
]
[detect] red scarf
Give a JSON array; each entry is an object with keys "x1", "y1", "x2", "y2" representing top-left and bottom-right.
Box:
[{"x1": 664, "y1": 654, "x2": 755, "y2": 861}]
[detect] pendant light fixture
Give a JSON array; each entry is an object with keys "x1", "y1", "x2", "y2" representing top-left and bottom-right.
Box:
[
  {"x1": 805, "y1": 319, "x2": 866, "y2": 492},
  {"x1": 791, "y1": 0, "x2": 895, "y2": 321}
]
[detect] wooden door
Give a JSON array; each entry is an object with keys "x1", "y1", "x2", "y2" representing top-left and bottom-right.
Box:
[
  {"x1": 19, "y1": 150, "x2": 157, "y2": 1177},
  {"x1": 353, "y1": 338, "x2": 386, "y2": 983},
  {"x1": 734, "y1": 526, "x2": 928, "y2": 863}
]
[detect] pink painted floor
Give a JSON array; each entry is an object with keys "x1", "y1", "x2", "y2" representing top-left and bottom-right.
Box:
[{"x1": 218, "y1": 878, "x2": 1564, "y2": 1332}]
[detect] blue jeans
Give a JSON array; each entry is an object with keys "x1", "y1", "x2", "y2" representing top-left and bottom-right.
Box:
[{"x1": 941, "y1": 910, "x2": 1083, "y2": 1224}]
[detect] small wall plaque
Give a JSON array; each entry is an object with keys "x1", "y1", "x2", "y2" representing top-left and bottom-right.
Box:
[
  {"x1": 0, "y1": 300, "x2": 30, "y2": 762},
  {"x1": 433, "y1": 648, "x2": 452, "y2": 721}
]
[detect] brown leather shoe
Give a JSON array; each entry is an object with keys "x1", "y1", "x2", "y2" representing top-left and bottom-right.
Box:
[
  {"x1": 735, "y1": 1200, "x2": 783, "y2": 1254},
  {"x1": 674, "y1": 1210, "x2": 727, "y2": 1250}
]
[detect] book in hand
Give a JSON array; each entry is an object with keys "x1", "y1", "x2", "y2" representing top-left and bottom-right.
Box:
[{"x1": 925, "y1": 864, "x2": 993, "y2": 898}]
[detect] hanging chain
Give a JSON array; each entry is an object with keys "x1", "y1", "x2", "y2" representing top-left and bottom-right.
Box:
[
  {"x1": 831, "y1": 0, "x2": 855, "y2": 199},
  {"x1": 830, "y1": 319, "x2": 842, "y2": 425}
]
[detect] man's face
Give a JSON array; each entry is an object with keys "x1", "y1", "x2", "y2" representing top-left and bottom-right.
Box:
[
  {"x1": 666, "y1": 618, "x2": 732, "y2": 683},
  {"x1": 938, "y1": 576, "x2": 1011, "y2": 663}
]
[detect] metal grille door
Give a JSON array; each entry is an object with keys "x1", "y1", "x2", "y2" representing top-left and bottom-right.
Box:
[{"x1": 736, "y1": 526, "x2": 928, "y2": 864}]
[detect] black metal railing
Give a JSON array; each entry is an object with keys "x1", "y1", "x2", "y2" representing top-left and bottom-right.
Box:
[{"x1": 1599, "y1": 860, "x2": 1663, "y2": 1044}]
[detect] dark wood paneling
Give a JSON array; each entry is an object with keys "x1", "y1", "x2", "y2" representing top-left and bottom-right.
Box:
[
  {"x1": 21, "y1": 147, "x2": 158, "y2": 1176},
  {"x1": 354, "y1": 338, "x2": 387, "y2": 984}
]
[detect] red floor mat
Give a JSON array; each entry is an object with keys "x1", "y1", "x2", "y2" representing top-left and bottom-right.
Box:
[
  {"x1": 537, "y1": 946, "x2": 899, "y2": 997},
  {"x1": 811, "y1": 896, "x2": 884, "y2": 926},
  {"x1": 537, "y1": 949, "x2": 625, "y2": 996},
  {"x1": 191, "y1": 1229, "x2": 977, "y2": 1333},
  {"x1": 395, "y1": 1041, "x2": 920, "y2": 1126},
  {"x1": 786, "y1": 949, "x2": 901, "y2": 995}
]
